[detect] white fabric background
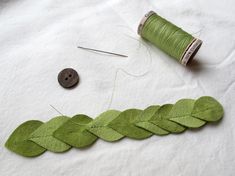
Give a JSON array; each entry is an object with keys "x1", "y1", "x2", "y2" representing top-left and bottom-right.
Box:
[{"x1": 0, "y1": 0, "x2": 235, "y2": 175}]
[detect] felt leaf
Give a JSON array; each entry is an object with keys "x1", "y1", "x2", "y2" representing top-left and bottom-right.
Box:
[
  {"x1": 135, "y1": 106, "x2": 169, "y2": 135},
  {"x1": 54, "y1": 114, "x2": 97, "y2": 148},
  {"x1": 138, "y1": 105, "x2": 161, "y2": 121},
  {"x1": 108, "y1": 109, "x2": 152, "y2": 139},
  {"x1": 135, "y1": 122, "x2": 169, "y2": 135},
  {"x1": 168, "y1": 99, "x2": 206, "y2": 128},
  {"x1": 192, "y1": 96, "x2": 224, "y2": 122},
  {"x1": 5, "y1": 120, "x2": 46, "y2": 157},
  {"x1": 29, "y1": 116, "x2": 71, "y2": 153},
  {"x1": 150, "y1": 104, "x2": 186, "y2": 133},
  {"x1": 87, "y1": 110, "x2": 124, "y2": 142}
]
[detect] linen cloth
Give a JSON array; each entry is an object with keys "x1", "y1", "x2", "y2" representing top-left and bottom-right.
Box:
[{"x1": 0, "y1": 0, "x2": 234, "y2": 175}]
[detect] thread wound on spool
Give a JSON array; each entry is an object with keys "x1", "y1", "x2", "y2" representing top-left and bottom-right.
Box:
[
  {"x1": 138, "y1": 11, "x2": 202, "y2": 66},
  {"x1": 138, "y1": 11, "x2": 155, "y2": 35}
]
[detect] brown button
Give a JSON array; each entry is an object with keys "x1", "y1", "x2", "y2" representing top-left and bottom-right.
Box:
[{"x1": 58, "y1": 68, "x2": 79, "y2": 88}]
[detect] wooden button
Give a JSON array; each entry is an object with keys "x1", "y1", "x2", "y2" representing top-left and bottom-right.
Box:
[{"x1": 58, "y1": 68, "x2": 79, "y2": 88}]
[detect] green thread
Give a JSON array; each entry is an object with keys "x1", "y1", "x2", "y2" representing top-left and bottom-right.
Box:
[
  {"x1": 140, "y1": 12, "x2": 195, "y2": 62},
  {"x1": 5, "y1": 96, "x2": 223, "y2": 157}
]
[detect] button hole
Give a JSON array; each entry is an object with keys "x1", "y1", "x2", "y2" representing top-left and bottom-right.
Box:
[
  {"x1": 69, "y1": 74, "x2": 72, "y2": 77},
  {"x1": 65, "y1": 77, "x2": 68, "y2": 80}
]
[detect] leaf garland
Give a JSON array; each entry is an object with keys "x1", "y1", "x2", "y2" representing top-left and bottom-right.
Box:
[{"x1": 5, "y1": 96, "x2": 224, "y2": 157}]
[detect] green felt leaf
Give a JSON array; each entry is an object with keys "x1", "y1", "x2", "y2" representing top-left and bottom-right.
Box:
[
  {"x1": 150, "y1": 104, "x2": 186, "y2": 133},
  {"x1": 108, "y1": 109, "x2": 152, "y2": 139},
  {"x1": 135, "y1": 106, "x2": 169, "y2": 135},
  {"x1": 54, "y1": 114, "x2": 97, "y2": 148},
  {"x1": 29, "y1": 116, "x2": 71, "y2": 153},
  {"x1": 87, "y1": 110, "x2": 124, "y2": 142},
  {"x1": 168, "y1": 99, "x2": 206, "y2": 128},
  {"x1": 138, "y1": 105, "x2": 161, "y2": 121},
  {"x1": 192, "y1": 96, "x2": 224, "y2": 122},
  {"x1": 5, "y1": 120, "x2": 46, "y2": 157},
  {"x1": 135, "y1": 122, "x2": 169, "y2": 135}
]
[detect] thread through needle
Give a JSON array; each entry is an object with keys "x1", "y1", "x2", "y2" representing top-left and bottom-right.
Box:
[
  {"x1": 49, "y1": 104, "x2": 64, "y2": 116},
  {"x1": 77, "y1": 46, "x2": 128, "y2": 58}
]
